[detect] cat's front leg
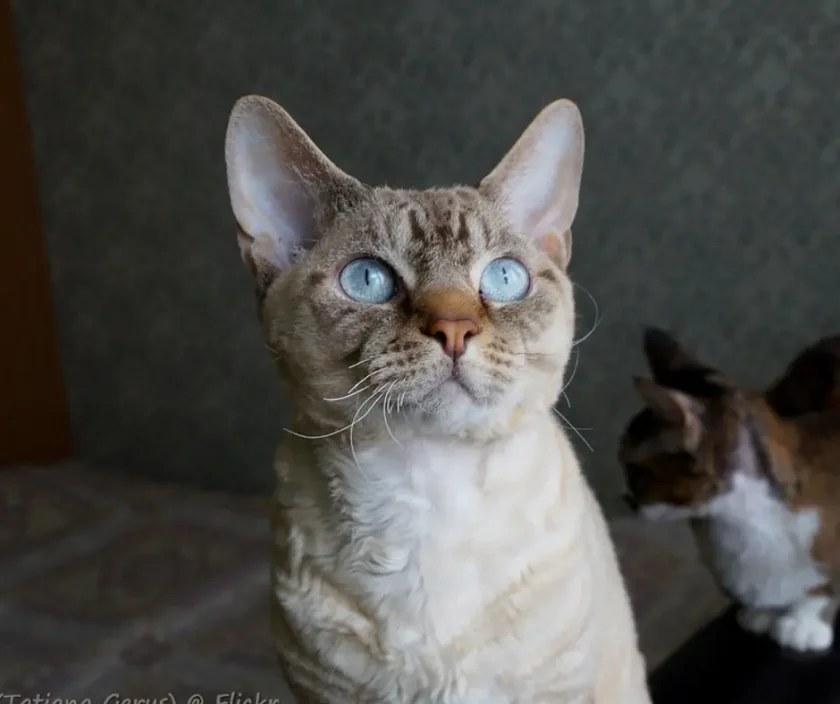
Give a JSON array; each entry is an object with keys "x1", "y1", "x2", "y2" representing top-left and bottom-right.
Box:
[{"x1": 771, "y1": 586, "x2": 837, "y2": 653}]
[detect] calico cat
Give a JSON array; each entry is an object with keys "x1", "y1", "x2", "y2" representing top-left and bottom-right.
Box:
[
  {"x1": 224, "y1": 95, "x2": 651, "y2": 703},
  {"x1": 619, "y1": 327, "x2": 840, "y2": 653}
]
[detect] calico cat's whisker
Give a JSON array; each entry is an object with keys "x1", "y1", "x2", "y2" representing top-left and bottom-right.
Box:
[
  {"x1": 572, "y1": 282, "x2": 600, "y2": 347},
  {"x1": 552, "y1": 407, "x2": 593, "y2": 452},
  {"x1": 324, "y1": 385, "x2": 371, "y2": 403}
]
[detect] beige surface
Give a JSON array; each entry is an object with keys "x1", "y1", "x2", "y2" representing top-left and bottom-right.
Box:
[{"x1": 0, "y1": 462, "x2": 727, "y2": 698}]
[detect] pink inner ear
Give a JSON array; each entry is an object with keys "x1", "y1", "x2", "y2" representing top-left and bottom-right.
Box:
[{"x1": 538, "y1": 229, "x2": 571, "y2": 267}]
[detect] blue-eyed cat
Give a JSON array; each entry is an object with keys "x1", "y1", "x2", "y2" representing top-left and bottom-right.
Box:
[{"x1": 225, "y1": 95, "x2": 651, "y2": 703}]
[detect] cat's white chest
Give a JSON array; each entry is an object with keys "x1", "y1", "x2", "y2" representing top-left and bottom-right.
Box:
[
  {"x1": 272, "y1": 420, "x2": 643, "y2": 702},
  {"x1": 695, "y1": 474, "x2": 826, "y2": 608}
]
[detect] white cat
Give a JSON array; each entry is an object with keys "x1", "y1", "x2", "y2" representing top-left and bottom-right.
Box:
[{"x1": 225, "y1": 94, "x2": 651, "y2": 703}]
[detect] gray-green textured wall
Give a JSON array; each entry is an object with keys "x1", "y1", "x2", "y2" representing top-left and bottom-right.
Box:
[{"x1": 13, "y1": 1, "x2": 840, "y2": 514}]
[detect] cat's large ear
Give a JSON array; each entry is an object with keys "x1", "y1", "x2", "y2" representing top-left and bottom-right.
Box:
[
  {"x1": 766, "y1": 337, "x2": 840, "y2": 417},
  {"x1": 643, "y1": 326, "x2": 731, "y2": 396},
  {"x1": 225, "y1": 95, "x2": 366, "y2": 289},
  {"x1": 478, "y1": 100, "x2": 584, "y2": 268}
]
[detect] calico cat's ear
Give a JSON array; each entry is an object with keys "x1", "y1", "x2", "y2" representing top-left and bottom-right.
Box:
[
  {"x1": 643, "y1": 326, "x2": 731, "y2": 396},
  {"x1": 634, "y1": 377, "x2": 703, "y2": 428},
  {"x1": 766, "y1": 337, "x2": 840, "y2": 417},
  {"x1": 225, "y1": 95, "x2": 366, "y2": 285},
  {"x1": 643, "y1": 327, "x2": 701, "y2": 380},
  {"x1": 478, "y1": 100, "x2": 584, "y2": 268}
]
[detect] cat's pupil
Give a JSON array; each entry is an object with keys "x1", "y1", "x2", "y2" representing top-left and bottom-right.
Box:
[
  {"x1": 364, "y1": 268, "x2": 370, "y2": 286},
  {"x1": 502, "y1": 267, "x2": 510, "y2": 285}
]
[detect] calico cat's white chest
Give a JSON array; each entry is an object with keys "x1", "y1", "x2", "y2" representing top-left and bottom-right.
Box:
[{"x1": 694, "y1": 474, "x2": 827, "y2": 608}]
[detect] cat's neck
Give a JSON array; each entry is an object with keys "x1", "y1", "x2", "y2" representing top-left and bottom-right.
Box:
[
  {"x1": 282, "y1": 410, "x2": 583, "y2": 637},
  {"x1": 316, "y1": 407, "x2": 563, "y2": 491},
  {"x1": 689, "y1": 400, "x2": 798, "y2": 530},
  {"x1": 276, "y1": 407, "x2": 576, "y2": 552},
  {"x1": 736, "y1": 397, "x2": 801, "y2": 502},
  {"x1": 745, "y1": 399, "x2": 840, "y2": 501},
  {"x1": 696, "y1": 398, "x2": 840, "y2": 530}
]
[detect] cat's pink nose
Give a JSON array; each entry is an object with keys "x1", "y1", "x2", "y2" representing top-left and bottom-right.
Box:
[{"x1": 425, "y1": 317, "x2": 478, "y2": 360}]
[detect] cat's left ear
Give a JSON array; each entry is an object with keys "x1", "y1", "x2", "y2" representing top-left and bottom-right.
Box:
[
  {"x1": 478, "y1": 100, "x2": 584, "y2": 269},
  {"x1": 225, "y1": 95, "x2": 367, "y2": 293}
]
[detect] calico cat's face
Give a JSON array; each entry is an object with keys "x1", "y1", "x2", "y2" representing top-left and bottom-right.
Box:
[
  {"x1": 618, "y1": 328, "x2": 748, "y2": 519},
  {"x1": 224, "y1": 97, "x2": 584, "y2": 436}
]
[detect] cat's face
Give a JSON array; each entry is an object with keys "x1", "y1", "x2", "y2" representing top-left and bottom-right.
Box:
[
  {"x1": 618, "y1": 328, "x2": 748, "y2": 519},
  {"x1": 225, "y1": 97, "x2": 584, "y2": 436}
]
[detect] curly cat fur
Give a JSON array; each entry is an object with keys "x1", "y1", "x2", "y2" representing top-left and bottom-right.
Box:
[{"x1": 225, "y1": 95, "x2": 650, "y2": 703}]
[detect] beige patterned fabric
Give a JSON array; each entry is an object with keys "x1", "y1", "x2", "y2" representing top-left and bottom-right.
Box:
[{"x1": 0, "y1": 464, "x2": 726, "y2": 697}]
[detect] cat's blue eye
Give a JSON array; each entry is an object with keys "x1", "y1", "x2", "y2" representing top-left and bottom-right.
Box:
[
  {"x1": 479, "y1": 258, "x2": 531, "y2": 303},
  {"x1": 339, "y1": 258, "x2": 397, "y2": 304}
]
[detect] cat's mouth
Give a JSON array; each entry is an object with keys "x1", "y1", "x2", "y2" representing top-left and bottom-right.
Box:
[
  {"x1": 440, "y1": 375, "x2": 473, "y2": 396},
  {"x1": 419, "y1": 364, "x2": 479, "y2": 407}
]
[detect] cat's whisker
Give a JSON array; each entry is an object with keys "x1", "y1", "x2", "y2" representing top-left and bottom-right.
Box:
[
  {"x1": 572, "y1": 282, "x2": 600, "y2": 347},
  {"x1": 283, "y1": 384, "x2": 384, "y2": 442},
  {"x1": 347, "y1": 367, "x2": 389, "y2": 394},
  {"x1": 382, "y1": 381, "x2": 403, "y2": 448},
  {"x1": 349, "y1": 355, "x2": 378, "y2": 369},
  {"x1": 282, "y1": 427, "x2": 341, "y2": 440},
  {"x1": 349, "y1": 387, "x2": 388, "y2": 478},
  {"x1": 282, "y1": 421, "x2": 355, "y2": 441},
  {"x1": 384, "y1": 381, "x2": 395, "y2": 414},
  {"x1": 506, "y1": 351, "x2": 566, "y2": 358},
  {"x1": 552, "y1": 407, "x2": 594, "y2": 452},
  {"x1": 324, "y1": 385, "x2": 371, "y2": 403},
  {"x1": 558, "y1": 349, "x2": 581, "y2": 408}
]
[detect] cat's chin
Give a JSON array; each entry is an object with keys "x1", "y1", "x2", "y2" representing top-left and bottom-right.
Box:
[
  {"x1": 406, "y1": 379, "x2": 532, "y2": 440},
  {"x1": 436, "y1": 377, "x2": 476, "y2": 403},
  {"x1": 414, "y1": 379, "x2": 480, "y2": 424}
]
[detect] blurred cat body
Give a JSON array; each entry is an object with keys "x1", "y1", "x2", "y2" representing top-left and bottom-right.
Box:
[
  {"x1": 225, "y1": 95, "x2": 650, "y2": 703},
  {"x1": 620, "y1": 328, "x2": 840, "y2": 653}
]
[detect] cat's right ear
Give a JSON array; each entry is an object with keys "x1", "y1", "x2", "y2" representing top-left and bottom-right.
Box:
[
  {"x1": 225, "y1": 95, "x2": 365, "y2": 289},
  {"x1": 478, "y1": 100, "x2": 584, "y2": 268}
]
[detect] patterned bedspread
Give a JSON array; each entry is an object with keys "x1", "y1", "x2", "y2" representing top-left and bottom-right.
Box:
[{"x1": 0, "y1": 463, "x2": 726, "y2": 700}]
